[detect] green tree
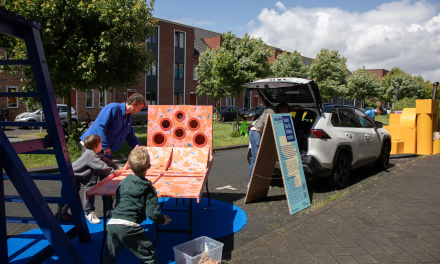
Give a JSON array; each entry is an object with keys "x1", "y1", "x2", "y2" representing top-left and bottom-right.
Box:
[
  {"x1": 0, "y1": 0, "x2": 156, "y2": 132},
  {"x1": 195, "y1": 48, "x2": 226, "y2": 123},
  {"x1": 380, "y1": 67, "x2": 424, "y2": 102},
  {"x1": 196, "y1": 31, "x2": 273, "y2": 130},
  {"x1": 271, "y1": 50, "x2": 308, "y2": 78},
  {"x1": 419, "y1": 80, "x2": 440, "y2": 100},
  {"x1": 308, "y1": 49, "x2": 348, "y2": 99},
  {"x1": 346, "y1": 66, "x2": 382, "y2": 107}
]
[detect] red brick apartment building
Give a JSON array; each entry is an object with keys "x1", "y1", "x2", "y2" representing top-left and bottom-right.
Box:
[
  {"x1": 0, "y1": 18, "x2": 313, "y2": 121},
  {"x1": 367, "y1": 69, "x2": 390, "y2": 109}
]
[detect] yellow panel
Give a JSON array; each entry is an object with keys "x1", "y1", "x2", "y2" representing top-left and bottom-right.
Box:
[
  {"x1": 416, "y1": 113, "x2": 433, "y2": 155},
  {"x1": 400, "y1": 108, "x2": 416, "y2": 129},
  {"x1": 433, "y1": 141, "x2": 440, "y2": 154},
  {"x1": 416, "y1": 99, "x2": 439, "y2": 114},
  {"x1": 383, "y1": 126, "x2": 401, "y2": 141},
  {"x1": 391, "y1": 141, "x2": 404, "y2": 154},
  {"x1": 400, "y1": 128, "x2": 416, "y2": 154},
  {"x1": 388, "y1": 114, "x2": 401, "y2": 127}
]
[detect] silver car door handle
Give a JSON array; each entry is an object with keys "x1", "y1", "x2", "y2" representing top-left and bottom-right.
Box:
[
  {"x1": 345, "y1": 133, "x2": 352, "y2": 139},
  {"x1": 365, "y1": 134, "x2": 370, "y2": 138}
]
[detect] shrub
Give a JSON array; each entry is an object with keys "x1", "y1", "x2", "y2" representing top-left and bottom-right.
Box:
[
  {"x1": 391, "y1": 98, "x2": 416, "y2": 112},
  {"x1": 230, "y1": 130, "x2": 241, "y2": 137}
]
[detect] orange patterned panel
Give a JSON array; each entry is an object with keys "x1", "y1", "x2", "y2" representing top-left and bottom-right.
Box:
[
  {"x1": 153, "y1": 176, "x2": 205, "y2": 202},
  {"x1": 147, "y1": 147, "x2": 173, "y2": 171},
  {"x1": 147, "y1": 105, "x2": 213, "y2": 155},
  {"x1": 168, "y1": 147, "x2": 209, "y2": 172}
]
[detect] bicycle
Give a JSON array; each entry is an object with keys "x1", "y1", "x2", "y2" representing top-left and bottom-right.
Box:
[{"x1": 44, "y1": 112, "x2": 91, "y2": 143}]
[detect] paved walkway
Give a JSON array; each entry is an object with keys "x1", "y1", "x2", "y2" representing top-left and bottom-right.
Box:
[{"x1": 228, "y1": 154, "x2": 440, "y2": 264}]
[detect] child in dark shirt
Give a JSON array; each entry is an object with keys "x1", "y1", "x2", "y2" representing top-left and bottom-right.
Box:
[
  {"x1": 105, "y1": 147, "x2": 171, "y2": 264},
  {"x1": 55, "y1": 135, "x2": 119, "y2": 222}
]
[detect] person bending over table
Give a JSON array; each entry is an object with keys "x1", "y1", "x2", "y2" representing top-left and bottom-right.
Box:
[
  {"x1": 105, "y1": 147, "x2": 171, "y2": 264},
  {"x1": 80, "y1": 93, "x2": 146, "y2": 224}
]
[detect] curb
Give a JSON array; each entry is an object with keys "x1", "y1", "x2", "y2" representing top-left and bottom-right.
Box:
[
  {"x1": 24, "y1": 144, "x2": 250, "y2": 173},
  {"x1": 225, "y1": 156, "x2": 418, "y2": 262}
]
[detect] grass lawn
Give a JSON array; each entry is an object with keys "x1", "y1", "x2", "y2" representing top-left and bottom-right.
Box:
[
  {"x1": 19, "y1": 122, "x2": 253, "y2": 168},
  {"x1": 375, "y1": 115, "x2": 389, "y2": 126}
]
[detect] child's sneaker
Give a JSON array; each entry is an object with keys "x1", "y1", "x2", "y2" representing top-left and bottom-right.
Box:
[
  {"x1": 86, "y1": 211, "x2": 101, "y2": 224},
  {"x1": 57, "y1": 212, "x2": 73, "y2": 221}
]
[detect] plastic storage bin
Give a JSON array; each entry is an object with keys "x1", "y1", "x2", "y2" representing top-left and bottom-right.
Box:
[{"x1": 173, "y1": 236, "x2": 224, "y2": 264}]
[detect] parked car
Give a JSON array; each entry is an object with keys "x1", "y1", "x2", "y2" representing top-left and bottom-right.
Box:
[
  {"x1": 243, "y1": 77, "x2": 391, "y2": 189},
  {"x1": 131, "y1": 107, "x2": 148, "y2": 125},
  {"x1": 241, "y1": 106, "x2": 267, "y2": 120},
  {"x1": 15, "y1": 104, "x2": 78, "y2": 128},
  {"x1": 217, "y1": 106, "x2": 244, "y2": 122}
]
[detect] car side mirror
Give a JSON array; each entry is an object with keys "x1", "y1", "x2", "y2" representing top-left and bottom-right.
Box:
[{"x1": 374, "y1": 121, "x2": 383, "y2": 129}]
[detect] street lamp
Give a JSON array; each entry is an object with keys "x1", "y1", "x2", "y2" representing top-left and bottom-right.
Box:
[{"x1": 433, "y1": 82, "x2": 439, "y2": 100}]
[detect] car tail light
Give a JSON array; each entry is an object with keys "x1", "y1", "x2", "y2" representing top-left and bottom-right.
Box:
[{"x1": 310, "y1": 129, "x2": 331, "y2": 139}]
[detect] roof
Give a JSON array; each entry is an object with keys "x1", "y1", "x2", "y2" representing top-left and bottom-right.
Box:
[{"x1": 155, "y1": 18, "x2": 222, "y2": 54}]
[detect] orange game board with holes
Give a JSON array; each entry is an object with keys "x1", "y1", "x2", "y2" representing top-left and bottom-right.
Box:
[{"x1": 86, "y1": 105, "x2": 214, "y2": 203}]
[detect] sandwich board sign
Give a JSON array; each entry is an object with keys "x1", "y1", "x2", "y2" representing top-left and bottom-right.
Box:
[{"x1": 245, "y1": 113, "x2": 311, "y2": 215}]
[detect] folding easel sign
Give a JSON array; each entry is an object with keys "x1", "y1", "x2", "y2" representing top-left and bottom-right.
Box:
[{"x1": 245, "y1": 114, "x2": 311, "y2": 215}]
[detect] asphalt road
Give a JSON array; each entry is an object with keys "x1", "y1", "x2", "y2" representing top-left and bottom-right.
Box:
[{"x1": 4, "y1": 146, "x2": 416, "y2": 255}]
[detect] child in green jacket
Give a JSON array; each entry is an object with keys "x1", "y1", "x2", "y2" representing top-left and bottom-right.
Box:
[{"x1": 105, "y1": 147, "x2": 171, "y2": 264}]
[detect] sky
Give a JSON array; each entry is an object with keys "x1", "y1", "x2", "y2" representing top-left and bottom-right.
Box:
[{"x1": 153, "y1": 0, "x2": 440, "y2": 83}]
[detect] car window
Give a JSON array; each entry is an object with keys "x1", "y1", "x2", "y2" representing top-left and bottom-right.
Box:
[
  {"x1": 228, "y1": 107, "x2": 237, "y2": 112},
  {"x1": 338, "y1": 108, "x2": 359, "y2": 127},
  {"x1": 354, "y1": 109, "x2": 374, "y2": 128},
  {"x1": 331, "y1": 110, "x2": 340, "y2": 126},
  {"x1": 58, "y1": 106, "x2": 67, "y2": 113}
]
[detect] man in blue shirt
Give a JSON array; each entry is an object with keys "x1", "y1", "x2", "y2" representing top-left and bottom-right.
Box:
[
  {"x1": 365, "y1": 106, "x2": 383, "y2": 122},
  {"x1": 80, "y1": 93, "x2": 146, "y2": 223}
]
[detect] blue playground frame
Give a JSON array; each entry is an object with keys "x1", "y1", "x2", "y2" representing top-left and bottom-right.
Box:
[{"x1": 0, "y1": 8, "x2": 90, "y2": 264}]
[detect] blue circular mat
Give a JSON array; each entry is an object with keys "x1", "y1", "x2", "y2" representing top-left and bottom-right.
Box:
[{"x1": 7, "y1": 197, "x2": 247, "y2": 264}]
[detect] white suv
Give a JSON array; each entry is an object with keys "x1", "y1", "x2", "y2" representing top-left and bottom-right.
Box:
[{"x1": 243, "y1": 77, "x2": 391, "y2": 189}]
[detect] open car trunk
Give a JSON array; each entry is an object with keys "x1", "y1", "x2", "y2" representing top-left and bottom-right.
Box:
[
  {"x1": 291, "y1": 109, "x2": 317, "y2": 158},
  {"x1": 242, "y1": 77, "x2": 322, "y2": 157}
]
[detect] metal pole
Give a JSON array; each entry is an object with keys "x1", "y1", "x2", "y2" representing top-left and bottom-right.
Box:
[{"x1": 432, "y1": 82, "x2": 439, "y2": 100}]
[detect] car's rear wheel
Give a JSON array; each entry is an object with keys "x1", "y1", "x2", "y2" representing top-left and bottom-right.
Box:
[
  {"x1": 221, "y1": 115, "x2": 225, "y2": 122},
  {"x1": 374, "y1": 142, "x2": 390, "y2": 170},
  {"x1": 72, "y1": 119, "x2": 78, "y2": 125},
  {"x1": 328, "y1": 152, "x2": 351, "y2": 189},
  {"x1": 27, "y1": 120, "x2": 38, "y2": 129}
]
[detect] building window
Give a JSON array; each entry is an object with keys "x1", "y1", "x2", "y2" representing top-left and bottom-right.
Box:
[
  {"x1": 174, "y1": 93, "x2": 183, "y2": 105},
  {"x1": 86, "y1": 90, "x2": 94, "y2": 108},
  {"x1": 146, "y1": 92, "x2": 157, "y2": 105},
  {"x1": 147, "y1": 27, "x2": 158, "y2": 43},
  {"x1": 226, "y1": 97, "x2": 235, "y2": 106},
  {"x1": 7, "y1": 86, "x2": 18, "y2": 108},
  {"x1": 193, "y1": 65, "x2": 198, "y2": 80},
  {"x1": 99, "y1": 91, "x2": 107, "y2": 108},
  {"x1": 147, "y1": 60, "x2": 157, "y2": 76},
  {"x1": 174, "y1": 32, "x2": 184, "y2": 48},
  {"x1": 174, "y1": 63, "x2": 184, "y2": 79}
]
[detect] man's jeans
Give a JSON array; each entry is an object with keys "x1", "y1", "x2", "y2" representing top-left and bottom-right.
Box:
[
  {"x1": 249, "y1": 130, "x2": 262, "y2": 181},
  {"x1": 82, "y1": 146, "x2": 113, "y2": 214}
]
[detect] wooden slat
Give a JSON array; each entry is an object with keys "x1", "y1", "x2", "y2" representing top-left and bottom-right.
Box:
[{"x1": 12, "y1": 138, "x2": 52, "y2": 154}]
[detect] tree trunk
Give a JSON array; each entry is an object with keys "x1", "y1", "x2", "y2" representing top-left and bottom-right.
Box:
[
  {"x1": 235, "y1": 95, "x2": 240, "y2": 131},
  {"x1": 215, "y1": 98, "x2": 220, "y2": 123},
  {"x1": 66, "y1": 92, "x2": 72, "y2": 135}
]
